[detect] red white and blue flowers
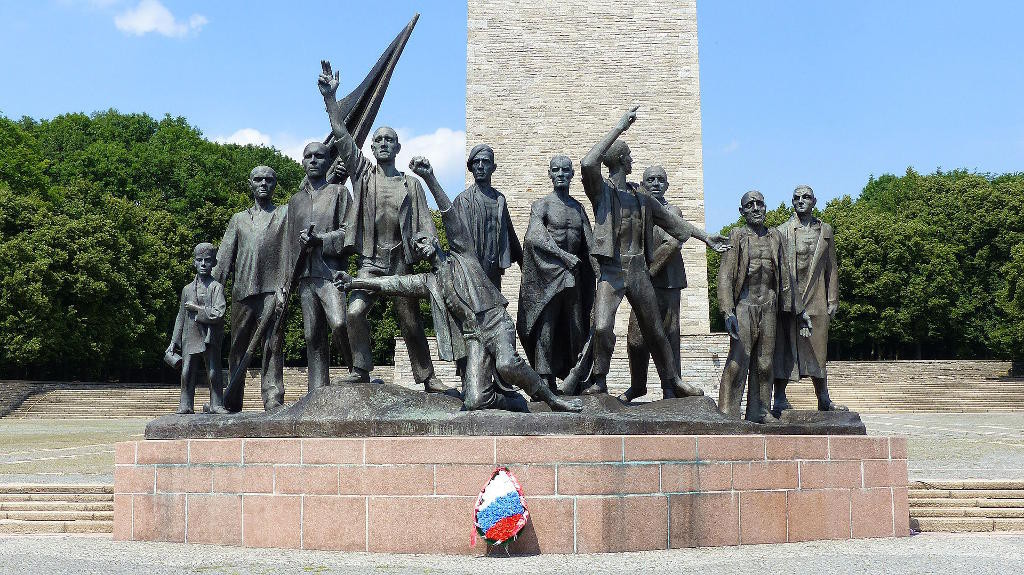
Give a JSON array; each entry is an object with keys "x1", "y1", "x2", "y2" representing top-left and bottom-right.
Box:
[{"x1": 473, "y1": 466, "x2": 529, "y2": 546}]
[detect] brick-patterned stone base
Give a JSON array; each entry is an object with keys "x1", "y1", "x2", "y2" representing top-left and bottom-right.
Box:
[{"x1": 114, "y1": 435, "x2": 908, "y2": 554}]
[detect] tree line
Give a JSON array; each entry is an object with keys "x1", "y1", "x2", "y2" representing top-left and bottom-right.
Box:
[
  {"x1": 707, "y1": 169, "x2": 1024, "y2": 361},
  {"x1": 0, "y1": 110, "x2": 428, "y2": 381},
  {"x1": 1, "y1": 110, "x2": 1021, "y2": 380}
]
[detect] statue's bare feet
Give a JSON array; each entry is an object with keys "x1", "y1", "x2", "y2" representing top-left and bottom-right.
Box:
[
  {"x1": 670, "y1": 378, "x2": 704, "y2": 397},
  {"x1": 549, "y1": 395, "x2": 584, "y2": 413},
  {"x1": 757, "y1": 412, "x2": 781, "y2": 424},
  {"x1": 175, "y1": 407, "x2": 194, "y2": 415},
  {"x1": 819, "y1": 401, "x2": 849, "y2": 412},
  {"x1": 264, "y1": 401, "x2": 284, "y2": 414},
  {"x1": 618, "y1": 386, "x2": 646, "y2": 403},
  {"x1": 207, "y1": 404, "x2": 229, "y2": 415}
]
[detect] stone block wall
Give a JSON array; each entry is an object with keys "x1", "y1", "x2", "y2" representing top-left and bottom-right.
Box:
[
  {"x1": 466, "y1": 0, "x2": 709, "y2": 337},
  {"x1": 114, "y1": 434, "x2": 909, "y2": 553}
]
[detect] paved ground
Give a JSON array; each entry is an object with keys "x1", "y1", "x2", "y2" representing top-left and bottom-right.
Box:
[
  {"x1": 0, "y1": 413, "x2": 1022, "y2": 483},
  {"x1": 861, "y1": 413, "x2": 1024, "y2": 480},
  {"x1": 0, "y1": 532, "x2": 1021, "y2": 574},
  {"x1": 0, "y1": 419, "x2": 146, "y2": 484}
]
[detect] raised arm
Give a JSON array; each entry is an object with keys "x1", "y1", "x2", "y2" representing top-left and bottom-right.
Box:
[
  {"x1": 649, "y1": 200, "x2": 731, "y2": 254},
  {"x1": 409, "y1": 156, "x2": 475, "y2": 258},
  {"x1": 581, "y1": 105, "x2": 638, "y2": 203},
  {"x1": 319, "y1": 60, "x2": 370, "y2": 179}
]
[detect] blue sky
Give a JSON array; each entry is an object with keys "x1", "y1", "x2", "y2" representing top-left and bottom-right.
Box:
[{"x1": 1, "y1": 1, "x2": 1022, "y2": 231}]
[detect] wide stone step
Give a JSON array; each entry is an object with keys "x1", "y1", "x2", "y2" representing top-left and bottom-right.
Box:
[
  {"x1": 994, "y1": 518, "x2": 1024, "y2": 531},
  {"x1": 0, "y1": 519, "x2": 112, "y2": 534},
  {"x1": 912, "y1": 480, "x2": 1024, "y2": 490},
  {"x1": 979, "y1": 498, "x2": 1024, "y2": 508},
  {"x1": 909, "y1": 497, "x2": 978, "y2": 508},
  {"x1": 911, "y1": 489, "x2": 1024, "y2": 499},
  {"x1": 0, "y1": 510, "x2": 113, "y2": 521},
  {"x1": 0, "y1": 501, "x2": 112, "y2": 512},
  {"x1": 912, "y1": 517, "x2": 995, "y2": 532},
  {"x1": 0, "y1": 493, "x2": 113, "y2": 503},
  {"x1": 0, "y1": 484, "x2": 112, "y2": 495},
  {"x1": 911, "y1": 507, "x2": 1024, "y2": 519}
]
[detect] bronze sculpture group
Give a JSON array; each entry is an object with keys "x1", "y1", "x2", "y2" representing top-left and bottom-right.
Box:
[{"x1": 163, "y1": 58, "x2": 847, "y2": 424}]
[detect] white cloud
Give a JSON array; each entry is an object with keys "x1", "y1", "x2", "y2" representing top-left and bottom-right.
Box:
[
  {"x1": 278, "y1": 136, "x2": 323, "y2": 163},
  {"x1": 213, "y1": 128, "x2": 272, "y2": 148},
  {"x1": 209, "y1": 129, "x2": 320, "y2": 162},
  {"x1": 371, "y1": 127, "x2": 467, "y2": 190},
  {"x1": 114, "y1": 0, "x2": 207, "y2": 38},
  {"x1": 209, "y1": 126, "x2": 467, "y2": 196},
  {"x1": 722, "y1": 139, "x2": 740, "y2": 154}
]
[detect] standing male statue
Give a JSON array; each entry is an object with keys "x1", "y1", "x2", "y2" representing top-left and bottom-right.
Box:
[
  {"x1": 283, "y1": 142, "x2": 351, "y2": 392},
  {"x1": 773, "y1": 185, "x2": 848, "y2": 414},
  {"x1": 213, "y1": 166, "x2": 288, "y2": 412},
  {"x1": 318, "y1": 62, "x2": 447, "y2": 392},
  {"x1": 717, "y1": 191, "x2": 808, "y2": 423},
  {"x1": 517, "y1": 155, "x2": 596, "y2": 391},
  {"x1": 578, "y1": 106, "x2": 729, "y2": 399},
  {"x1": 452, "y1": 144, "x2": 522, "y2": 290},
  {"x1": 338, "y1": 157, "x2": 583, "y2": 413},
  {"x1": 623, "y1": 165, "x2": 688, "y2": 401}
]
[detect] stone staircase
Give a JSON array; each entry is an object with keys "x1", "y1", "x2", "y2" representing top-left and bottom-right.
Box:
[
  {"x1": 782, "y1": 361, "x2": 1023, "y2": 413},
  {"x1": 0, "y1": 484, "x2": 113, "y2": 534},
  {"x1": 910, "y1": 480, "x2": 1024, "y2": 532}
]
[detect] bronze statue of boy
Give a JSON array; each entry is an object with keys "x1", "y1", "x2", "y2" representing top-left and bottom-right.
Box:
[{"x1": 166, "y1": 243, "x2": 228, "y2": 415}]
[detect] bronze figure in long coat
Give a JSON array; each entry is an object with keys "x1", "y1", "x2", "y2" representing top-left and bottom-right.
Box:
[{"x1": 772, "y1": 185, "x2": 848, "y2": 413}]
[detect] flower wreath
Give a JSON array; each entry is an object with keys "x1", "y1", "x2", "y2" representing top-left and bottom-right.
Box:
[{"x1": 472, "y1": 466, "x2": 529, "y2": 547}]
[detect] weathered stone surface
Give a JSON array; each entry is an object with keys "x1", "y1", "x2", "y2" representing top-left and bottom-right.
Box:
[
  {"x1": 145, "y1": 382, "x2": 865, "y2": 439},
  {"x1": 467, "y1": 0, "x2": 708, "y2": 338}
]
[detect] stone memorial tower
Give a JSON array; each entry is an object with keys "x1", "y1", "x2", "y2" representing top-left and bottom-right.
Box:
[{"x1": 399, "y1": 1, "x2": 724, "y2": 390}]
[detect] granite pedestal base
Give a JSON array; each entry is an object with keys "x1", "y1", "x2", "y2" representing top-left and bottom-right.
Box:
[{"x1": 114, "y1": 434, "x2": 908, "y2": 554}]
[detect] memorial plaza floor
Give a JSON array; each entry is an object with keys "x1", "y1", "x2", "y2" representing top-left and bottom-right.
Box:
[
  {"x1": 1, "y1": 532, "x2": 1021, "y2": 574},
  {"x1": 3, "y1": 413, "x2": 1022, "y2": 484}
]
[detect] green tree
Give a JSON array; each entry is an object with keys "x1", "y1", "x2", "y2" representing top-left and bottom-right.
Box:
[{"x1": 708, "y1": 169, "x2": 1024, "y2": 361}]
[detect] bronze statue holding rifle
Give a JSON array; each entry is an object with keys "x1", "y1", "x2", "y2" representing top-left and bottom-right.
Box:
[
  {"x1": 213, "y1": 166, "x2": 288, "y2": 412},
  {"x1": 282, "y1": 141, "x2": 352, "y2": 393}
]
